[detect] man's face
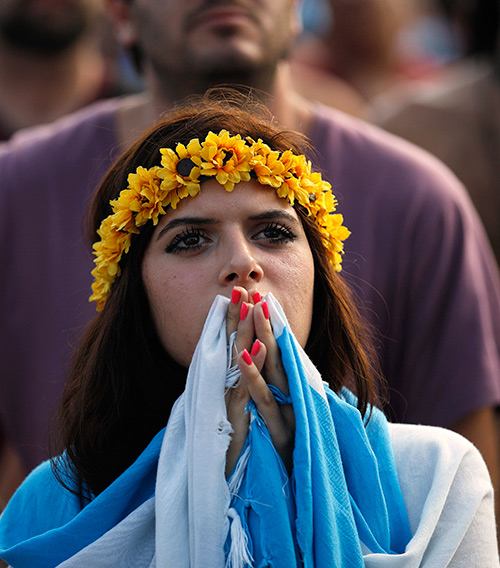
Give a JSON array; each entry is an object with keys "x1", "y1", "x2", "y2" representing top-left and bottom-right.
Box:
[
  {"x1": 127, "y1": 0, "x2": 299, "y2": 82},
  {"x1": 0, "y1": 0, "x2": 103, "y2": 54}
]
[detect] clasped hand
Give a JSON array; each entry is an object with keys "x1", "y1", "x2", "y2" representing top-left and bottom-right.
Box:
[{"x1": 225, "y1": 286, "x2": 295, "y2": 476}]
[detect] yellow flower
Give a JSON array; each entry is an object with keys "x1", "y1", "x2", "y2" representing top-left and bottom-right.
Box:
[
  {"x1": 274, "y1": 151, "x2": 311, "y2": 205},
  {"x1": 327, "y1": 213, "x2": 351, "y2": 242},
  {"x1": 248, "y1": 139, "x2": 285, "y2": 188},
  {"x1": 297, "y1": 174, "x2": 334, "y2": 218},
  {"x1": 128, "y1": 166, "x2": 162, "y2": 196},
  {"x1": 158, "y1": 141, "x2": 202, "y2": 197},
  {"x1": 109, "y1": 208, "x2": 135, "y2": 233},
  {"x1": 199, "y1": 130, "x2": 252, "y2": 191},
  {"x1": 93, "y1": 219, "x2": 133, "y2": 271},
  {"x1": 113, "y1": 167, "x2": 163, "y2": 227},
  {"x1": 111, "y1": 188, "x2": 142, "y2": 214},
  {"x1": 89, "y1": 275, "x2": 111, "y2": 312}
]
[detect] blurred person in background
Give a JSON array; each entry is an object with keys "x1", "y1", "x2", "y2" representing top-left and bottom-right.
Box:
[
  {"x1": 375, "y1": 0, "x2": 500, "y2": 263},
  {"x1": 0, "y1": 0, "x2": 143, "y2": 508},
  {"x1": 291, "y1": 0, "x2": 416, "y2": 107},
  {"x1": 0, "y1": 0, "x2": 141, "y2": 141},
  {"x1": 292, "y1": 0, "x2": 466, "y2": 110},
  {"x1": 288, "y1": 0, "x2": 367, "y2": 116}
]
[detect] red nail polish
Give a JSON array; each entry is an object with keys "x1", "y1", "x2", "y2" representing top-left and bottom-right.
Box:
[
  {"x1": 240, "y1": 302, "x2": 248, "y2": 320},
  {"x1": 252, "y1": 291, "x2": 261, "y2": 303},
  {"x1": 262, "y1": 301, "x2": 269, "y2": 320},
  {"x1": 242, "y1": 349, "x2": 252, "y2": 365},
  {"x1": 231, "y1": 289, "x2": 241, "y2": 304},
  {"x1": 251, "y1": 340, "x2": 261, "y2": 356}
]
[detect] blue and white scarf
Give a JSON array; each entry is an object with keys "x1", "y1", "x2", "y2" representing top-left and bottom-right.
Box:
[{"x1": 0, "y1": 294, "x2": 411, "y2": 567}]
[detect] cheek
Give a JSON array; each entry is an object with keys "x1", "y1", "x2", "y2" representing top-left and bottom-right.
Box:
[
  {"x1": 267, "y1": 249, "x2": 314, "y2": 346},
  {"x1": 290, "y1": 264, "x2": 315, "y2": 347},
  {"x1": 143, "y1": 266, "x2": 213, "y2": 368}
]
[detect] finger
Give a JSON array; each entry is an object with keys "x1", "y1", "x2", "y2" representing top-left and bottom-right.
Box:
[
  {"x1": 249, "y1": 339, "x2": 266, "y2": 372},
  {"x1": 252, "y1": 302, "x2": 295, "y2": 433},
  {"x1": 253, "y1": 300, "x2": 289, "y2": 396},
  {"x1": 238, "y1": 349, "x2": 293, "y2": 470},
  {"x1": 225, "y1": 378, "x2": 251, "y2": 476},
  {"x1": 234, "y1": 302, "x2": 255, "y2": 354},
  {"x1": 226, "y1": 286, "x2": 250, "y2": 340},
  {"x1": 248, "y1": 289, "x2": 262, "y2": 306}
]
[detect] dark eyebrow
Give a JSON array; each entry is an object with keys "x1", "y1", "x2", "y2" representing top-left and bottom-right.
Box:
[
  {"x1": 156, "y1": 209, "x2": 299, "y2": 241},
  {"x1": 156, "y1": 217, "x2": 219, "y2": 240},
  {"x1": 248, "y1": 210, "x2": 299, "y2": 224}
]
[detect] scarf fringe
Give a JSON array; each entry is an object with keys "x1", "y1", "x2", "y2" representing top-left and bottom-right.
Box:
[{"x1": 225, "y1": 508, "x2": 253, "y2": 568}]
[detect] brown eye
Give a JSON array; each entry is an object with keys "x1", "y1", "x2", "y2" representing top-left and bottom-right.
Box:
[
  {"x1": 165, "y1": 228, "x2": 210, "y2": 254},
  {"x1": 255, "y1": 222, "x2": 297, "y2": 245}
]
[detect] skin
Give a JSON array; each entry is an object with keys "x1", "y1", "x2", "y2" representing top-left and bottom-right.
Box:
[
  {"x1": 128, "y1": 0, "x2": 297, "y2": 73},
  {"x1": 142, "y1": 179, "x2": 314, "y2": 471}
]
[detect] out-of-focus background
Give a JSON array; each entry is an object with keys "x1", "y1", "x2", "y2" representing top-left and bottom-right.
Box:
[{"x1": 293, "y1": 0, "x2": 500, "y2": 263}]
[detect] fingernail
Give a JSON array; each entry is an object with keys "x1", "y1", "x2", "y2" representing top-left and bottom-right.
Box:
[
  {"x1": 251, "y1": 340, "x2": 261, "y2": 356},
  {"x1": 231, "y1": 289, "x2": 241, "y2": 304},
  {"x1": 242, "y1": 349, "x2": 252, "y2": 366},
  {"x1": 252, "y1": 291, "x2": 261, "y2": 303},
  {"x1": 262, "y1": 301, "x2": 269, "y2": 320},
  {"x1": 240, "y1": 302, "x2": 249, "y2": 320}
]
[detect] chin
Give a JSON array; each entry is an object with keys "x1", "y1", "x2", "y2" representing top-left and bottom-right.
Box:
[{"x1": 190, "y1": 41, "x2": 264, "y2": 76}]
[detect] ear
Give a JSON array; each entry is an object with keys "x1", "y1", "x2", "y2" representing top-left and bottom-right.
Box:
[{"x1": 106, "y1": 0, "x2": 138, "y2": 48}]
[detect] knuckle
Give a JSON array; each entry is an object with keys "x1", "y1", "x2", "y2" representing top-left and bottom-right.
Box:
[
  {"x1": 230, "y1": 386, "x2": 250, "y2": 405},
  {"x1": 259, "y1": 387, "x2": 278, "y2": 407}
]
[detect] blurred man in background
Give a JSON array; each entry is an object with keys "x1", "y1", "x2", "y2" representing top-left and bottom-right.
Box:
[{"x1": 0, "y1": 0, "x2": 139, "y2": 140}]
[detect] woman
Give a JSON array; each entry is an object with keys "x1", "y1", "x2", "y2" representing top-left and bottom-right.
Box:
[{"x1": 0, "y1": 95, "x2": 497, "y2": 567}]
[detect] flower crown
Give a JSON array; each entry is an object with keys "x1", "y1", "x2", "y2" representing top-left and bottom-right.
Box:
[{"x1": 90, "y1": 130, "x2": 350, "y2": 311}]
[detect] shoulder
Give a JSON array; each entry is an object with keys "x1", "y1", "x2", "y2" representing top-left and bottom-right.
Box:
[
  {"x1": 0, "y1": 98, "x2": 122, "y2": 210},
  {"x1": 389, "y1": 424, "x2": 494, "y2": 530},
  {"x1": 386, "y1": 424, "x2": 498, "y2": 566},
  {"x1": 374, "y1": 60, "x2": 493, "y2": 127},
  {"x1": 309, "y1": 103, "x2": 469, "y2": 209},
  {"x1": 0, "y1": 459, "x2": 81, "y2": 551},
  {"x1": 3, "y1": 97, "x2": 118, "y2": 150},
  {"x1": 388, "y1": 423, "x2": 490, "y2": 476},
  {"x1": 388, "y1": 423, "x2": 493, "y2": 506},
  {"x1": 309, "y1": 103, "x2": 493, "y2": 273},
  {"x1": 0, "y1": 98, "x2": 120, "y2": 179}
]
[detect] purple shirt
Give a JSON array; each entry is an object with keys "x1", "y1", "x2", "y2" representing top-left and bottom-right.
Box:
[
  {"x1": 310, "y1": 104, "x2": 500, "y2": 425},
  {"x1": 1, "y1": 99, "x2": 499, "y2": 471}
]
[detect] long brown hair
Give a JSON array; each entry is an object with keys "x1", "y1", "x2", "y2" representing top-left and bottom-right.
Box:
[{"x1": 53, "y1": 92, "x2": 378, "y2": 497}]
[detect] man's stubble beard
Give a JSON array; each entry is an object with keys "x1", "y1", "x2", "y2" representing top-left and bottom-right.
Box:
[{"x1": 150, "y1": 39, "x2": 292, "y2": 101}]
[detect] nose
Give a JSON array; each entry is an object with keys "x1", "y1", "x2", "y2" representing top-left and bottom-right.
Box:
[{"x1": 218, "y1": 234, "x2": 264, "y2": 287}]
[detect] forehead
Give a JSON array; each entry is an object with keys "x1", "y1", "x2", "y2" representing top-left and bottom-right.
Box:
[{"x1": 155, "y1": 178, "x2": 299, "y2": 228}]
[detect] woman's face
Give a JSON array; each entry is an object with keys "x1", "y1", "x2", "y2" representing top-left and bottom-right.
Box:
[{"x1": 142, "y1": 179, "x2": 315, "y2": 368}]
